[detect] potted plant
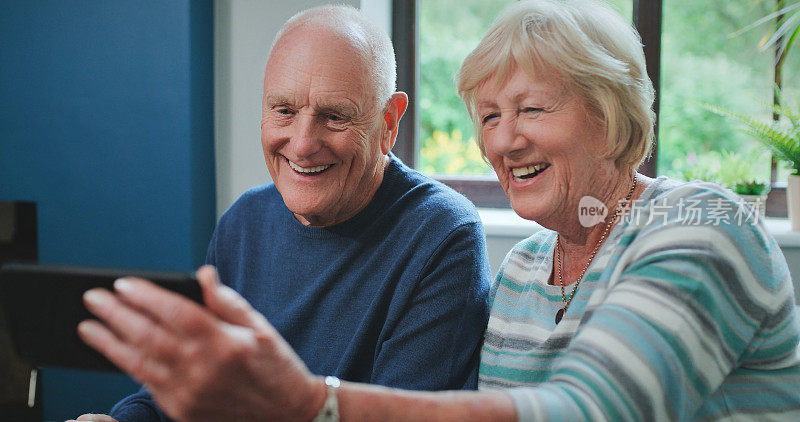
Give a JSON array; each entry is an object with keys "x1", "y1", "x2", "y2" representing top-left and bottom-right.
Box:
[
  {"x1": 733, "y1": 180, "x2": 771, "y2": 217},
  {"x1": 719, "y1": 150, "x2": 771, "y2": 217},
  {"x1": 727, "y1": 0, "x2": 800, "y2": 228},
  {"x1": 675, "y1": 149, "x2": 772, "y2": 217},
  {"x1": 703, "y1": 103, "x2": 800, "y2": 228}
]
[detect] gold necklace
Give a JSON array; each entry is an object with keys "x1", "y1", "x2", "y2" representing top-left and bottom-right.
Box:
[{"x1": 554, "y1": 175, "x2": 637, "y2": 324}]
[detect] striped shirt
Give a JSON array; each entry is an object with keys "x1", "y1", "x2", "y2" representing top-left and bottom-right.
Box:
[{"x1": 479, "y1": 177, "x2": 800, "y2": 421}]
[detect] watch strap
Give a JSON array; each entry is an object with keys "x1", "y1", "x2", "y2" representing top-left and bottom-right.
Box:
[{"x1": 312, "y1": 376, "x2": 340, "y2": 422}]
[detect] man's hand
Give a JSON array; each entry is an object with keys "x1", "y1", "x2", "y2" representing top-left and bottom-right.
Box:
[{"x1": 77, "y1": 266, "x2": 326, "y2": 422}]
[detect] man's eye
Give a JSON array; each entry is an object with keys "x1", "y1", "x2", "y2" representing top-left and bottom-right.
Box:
[
  {"x1": 522, "y1": 107, "x2": 543, "y2": 114},
  {"x1": 323, "y1": 113, "x2": 349, "y2": 130},
  {"x1": 276, "y1": 108, "x2": 293, "y2": 115}
]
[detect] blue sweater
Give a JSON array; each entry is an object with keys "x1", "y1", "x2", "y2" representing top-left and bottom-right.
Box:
[{"x1": 109, "y1": 156, "x2": 492, "y2": 421}]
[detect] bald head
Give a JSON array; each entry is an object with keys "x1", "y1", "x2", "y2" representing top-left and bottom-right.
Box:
[{"x1": 269, "y1": 5, "x2": 396, "y2": 109}]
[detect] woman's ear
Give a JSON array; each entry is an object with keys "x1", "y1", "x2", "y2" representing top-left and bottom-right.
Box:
[{"x1": 380, "y1": 92, "x2": 409, "y2": 155}]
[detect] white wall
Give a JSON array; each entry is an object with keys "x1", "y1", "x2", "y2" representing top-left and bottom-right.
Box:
[
  {"x1": 213, "y1": 0, "x2": 389, "y2": 217},
  {"x1": 360, "y1": 0, "x2": 391, "y2": 35}
]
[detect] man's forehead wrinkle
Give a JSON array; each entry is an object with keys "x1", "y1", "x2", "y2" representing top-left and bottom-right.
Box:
[
  {"x1": 313, "y1": 95, "x2": 360, "y2": 115},
  {"x1": 264, "y1": 92, "x2": 300, "y2": 107},
  {"x1": 264, "y1": 71, "x2": 366, "y2": 114},
  {"x1": 262, "y1": 59, "x2": 311, "y2": 102}
]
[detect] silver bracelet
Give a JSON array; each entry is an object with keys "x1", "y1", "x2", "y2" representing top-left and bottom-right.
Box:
[{"x1": 312, "y1": 376, "x2": 340, "y2": 422}]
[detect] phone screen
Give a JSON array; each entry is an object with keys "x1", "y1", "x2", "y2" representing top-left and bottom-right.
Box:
[{"x1": 0, "y1": 263, "x2": 202, "y2": 372}]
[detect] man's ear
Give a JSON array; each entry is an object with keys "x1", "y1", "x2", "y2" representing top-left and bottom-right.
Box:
[{"x1": 380, "y1": 92, "x2": 409, "y2": 155}]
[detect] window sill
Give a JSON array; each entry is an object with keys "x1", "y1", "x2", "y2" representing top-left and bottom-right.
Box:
[{"x1": 478, "y1": 208, "x2": 800, "y2": 248}]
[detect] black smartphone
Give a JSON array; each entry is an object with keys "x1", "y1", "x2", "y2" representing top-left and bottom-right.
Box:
[{"x1": 0, "y1": 262, "x2": 203, "y2": 372}]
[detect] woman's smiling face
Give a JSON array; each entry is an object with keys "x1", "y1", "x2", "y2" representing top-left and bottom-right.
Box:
[{"x1": 477, "y1": 67, "x2": 614, "y2": 227}]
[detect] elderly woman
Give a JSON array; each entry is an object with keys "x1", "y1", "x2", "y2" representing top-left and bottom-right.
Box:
[
  {"x1": 75, "y1": 1, "x2": 800, "y2": 421},
  {"x1": 456, "y1": 1, "x2": 800, "y2": 420}
]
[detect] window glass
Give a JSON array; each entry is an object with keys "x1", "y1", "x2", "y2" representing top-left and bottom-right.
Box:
[
  {"x1": 606, "y1": 0, "x2": 633, "y2": 23},
  {"x1": 660, "y1": 0, "x2": 799, "y2": 186},
  {"x1": 417, "y1": 0, "x2": 511, "y2": 176},
  {"x1": 416, "y1": 0, "x2": 632, "y2": 176}
]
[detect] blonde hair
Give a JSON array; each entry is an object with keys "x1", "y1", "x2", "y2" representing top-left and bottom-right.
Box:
[{"x1": 456, "y1": 0, "x2": 655, "y2": 170}]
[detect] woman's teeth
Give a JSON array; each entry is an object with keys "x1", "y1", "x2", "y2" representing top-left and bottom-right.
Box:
[
  {"x1": 512, "y1": 163, "x2": 550, "y2": 181},
  {"x1": 289, "y1": 160, "x2": 333, "y2": 174}
]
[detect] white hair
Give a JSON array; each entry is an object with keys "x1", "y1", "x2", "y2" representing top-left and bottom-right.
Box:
[
  {"x1": 272, "y1": 5, "x2": 396, "y2": 109},
  {"x1": 456, "y1": 0, "x2": 655, "y2": 171}
]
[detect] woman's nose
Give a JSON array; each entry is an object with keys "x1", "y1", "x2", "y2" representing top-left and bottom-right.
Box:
[{"x1": 490, "y1": 116, "x2": 528, "y2": 158}]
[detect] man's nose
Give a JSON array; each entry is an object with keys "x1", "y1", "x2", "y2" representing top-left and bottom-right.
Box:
[{"x1": 291, "y1": 113, "x2": 323, "y2": 157}]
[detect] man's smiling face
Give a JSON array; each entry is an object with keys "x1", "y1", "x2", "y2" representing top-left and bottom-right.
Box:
[{"x1": 261, "y1": 26, "x2": 389, "y2": 227}]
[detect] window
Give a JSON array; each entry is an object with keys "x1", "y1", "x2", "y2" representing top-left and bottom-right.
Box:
[
  {"x1": 393, "y1": 0, "x2": 795, "y2": 216},
  {"x1": 416, "y1": 0, "x2": 512, "y2": 177},
  {"x1": 660, "y1": 0, "x2": 798, "y2": 216}
]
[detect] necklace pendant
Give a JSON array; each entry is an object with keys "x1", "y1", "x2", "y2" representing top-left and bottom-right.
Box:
[{"x1": 555, "y1": 307, "x2": 565, "y2": 324}]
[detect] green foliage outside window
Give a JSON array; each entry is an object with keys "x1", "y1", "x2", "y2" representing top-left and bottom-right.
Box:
[
  {"x1": 419, "y1": 129, "x2": 488, "y2": 175},
  {"x1": 417, "y1": 0, "x2": 509, "y2": 176},
  {"x1": 659, "y1": 0, "x2": 799, "y2": 184},
  {"x1": 671, "y1": 148, "x2": 771, "y2": 194},
  {"x1": 702, "y1": 101, "x2": 800, "y2": 176}
]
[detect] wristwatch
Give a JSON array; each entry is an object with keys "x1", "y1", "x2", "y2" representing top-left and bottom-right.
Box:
[{"x1": 312, "y1": 376, "x2": 340, "y2": 422}]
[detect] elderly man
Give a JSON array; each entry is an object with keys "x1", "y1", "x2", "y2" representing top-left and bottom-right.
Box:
[{"x1": 72, "y1": 5, "x2": 491, "y2": 422}]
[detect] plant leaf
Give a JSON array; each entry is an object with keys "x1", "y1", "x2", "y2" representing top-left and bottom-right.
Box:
[
  {"x1": 731, "y1": 2, "x2": 800, "y2": 38},
  {"x1": 699, "y1": 103, "x2": 800, "y2": 175}
]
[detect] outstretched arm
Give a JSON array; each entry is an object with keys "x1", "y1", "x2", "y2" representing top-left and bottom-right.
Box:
[{"x1": 79, "y1": 266, "x2": 516, "y2": 422}]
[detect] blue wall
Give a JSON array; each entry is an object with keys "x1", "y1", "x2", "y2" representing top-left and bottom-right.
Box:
[{"x1": 0, "y1": 0, "x2": 216, "y2": 420}]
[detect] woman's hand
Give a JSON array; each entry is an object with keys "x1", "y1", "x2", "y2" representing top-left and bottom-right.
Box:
[
  {"x1": 78, "y1": 265, "x2": 325, "y2": 422},
  {"x1": 77, "y1": 265, "x2": 518, "y2": 422},
  {"x1": 66, "y1": 414, "x2": 117, "y2": 422}
]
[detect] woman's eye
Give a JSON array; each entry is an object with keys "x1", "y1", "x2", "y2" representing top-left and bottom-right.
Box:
[{"x1": 481, "y1": 113, "x2": 499, "y2": 125}]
